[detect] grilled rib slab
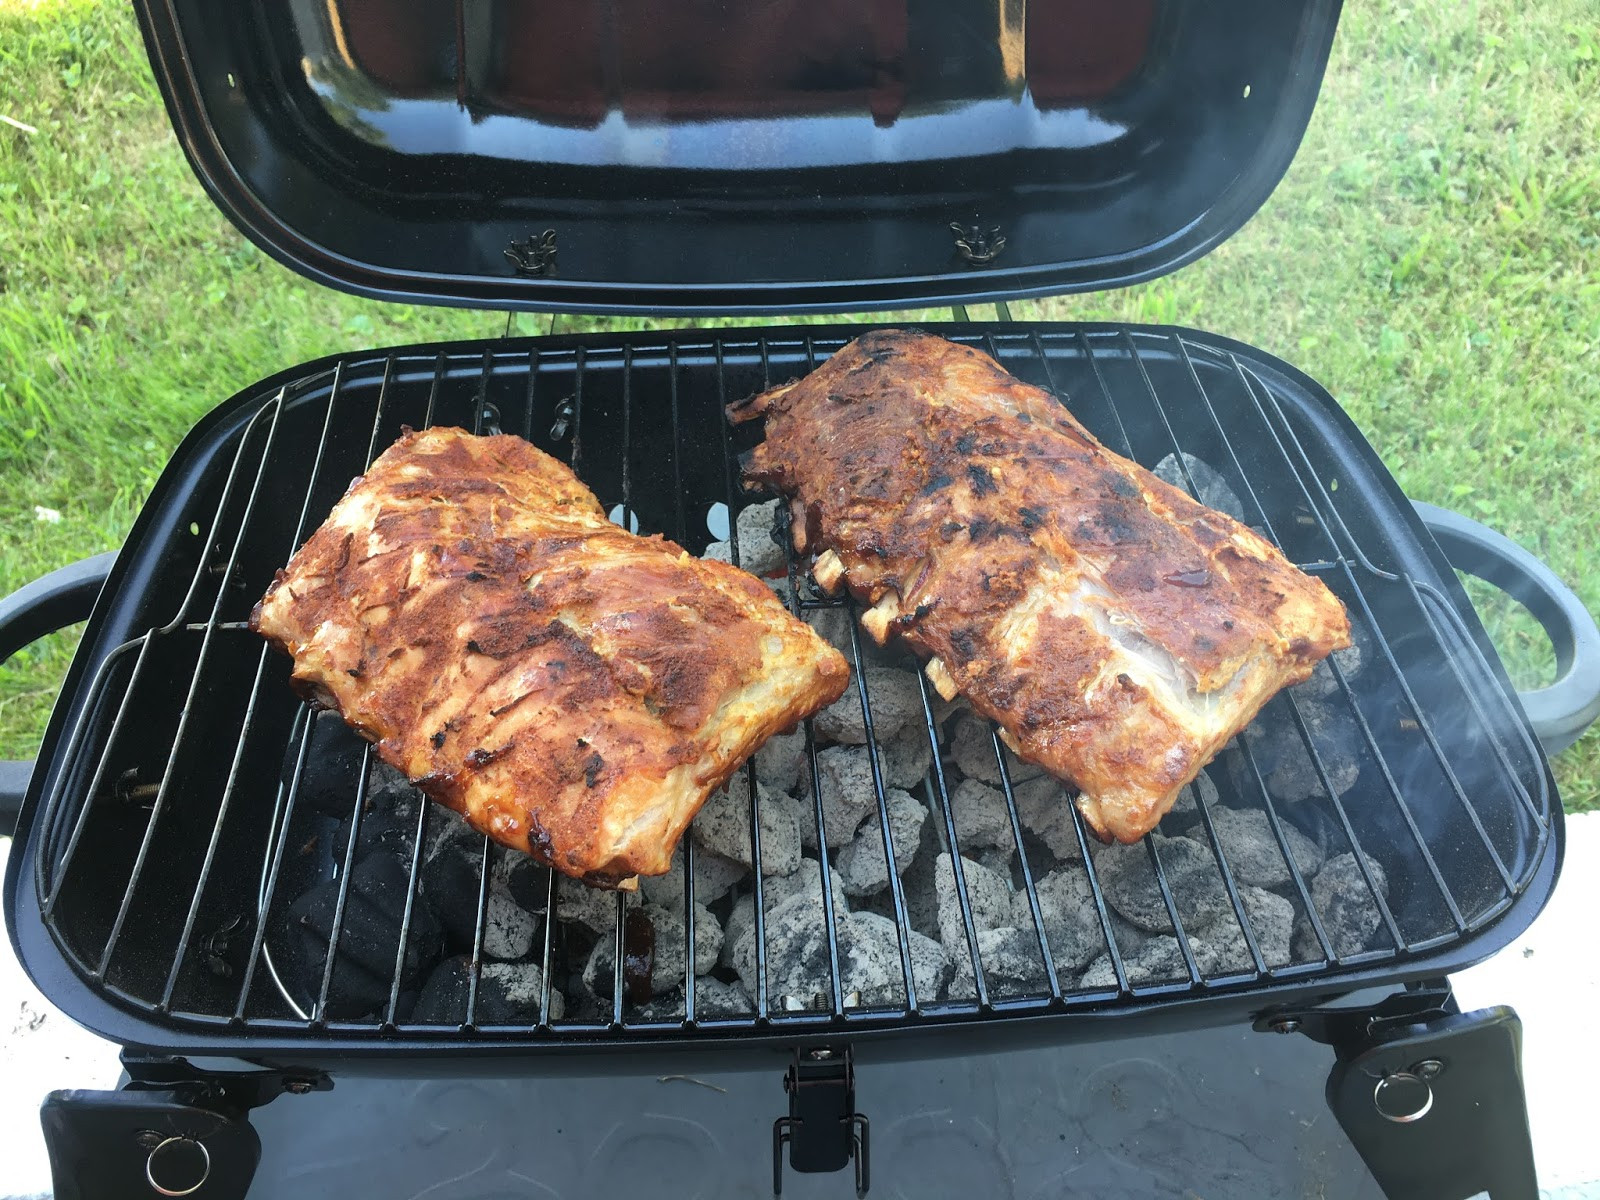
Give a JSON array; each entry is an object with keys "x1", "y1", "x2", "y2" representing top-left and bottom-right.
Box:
[
  {"x1": 251, "y1": 427, "x2": 848, "y2": 886},
  {"x1": 731, "y1": 331, "x2": 1350, "y2": 842}
]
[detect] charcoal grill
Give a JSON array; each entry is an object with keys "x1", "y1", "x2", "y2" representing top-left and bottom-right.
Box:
[{"x1": 4, "y1": 1, "x2": 1599, "y2": 1197}]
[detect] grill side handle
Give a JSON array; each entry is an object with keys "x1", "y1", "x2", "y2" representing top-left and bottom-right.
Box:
[
  {"x1": 0, "y1": 551, "x2": 117, "y2": 837},
  {"x1": 1414, "y1": 501, "x2": 1600, "y2": 759}
]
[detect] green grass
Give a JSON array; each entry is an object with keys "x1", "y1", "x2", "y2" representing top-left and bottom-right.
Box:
[{"x1": 1, "y1": 0, "x2": 1596, "y2": 810}]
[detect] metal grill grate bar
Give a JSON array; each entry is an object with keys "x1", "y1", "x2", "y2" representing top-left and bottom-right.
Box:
[
  {"x1": 313, "y1": 748, "x2": 375, "y2": 1023},
  {"x1": 987, "y1": 731, "x2": 1062, "y2": 999},
  {"x1": 842, "y1": 615, "x2": 920, "y2": 1010}
]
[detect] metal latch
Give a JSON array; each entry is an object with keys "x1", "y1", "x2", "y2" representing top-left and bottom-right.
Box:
[
  {"x1": 1256, "y1": 981, "x2": 1537, "y2": 1200},
  {"x1": 773, "y1": 1046, "x2": 870, "y2": 1197}
]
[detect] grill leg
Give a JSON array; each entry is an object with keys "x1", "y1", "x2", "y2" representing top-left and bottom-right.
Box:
[
  {"x1": 1259, "y1": 982, "x2": 1538, "y2": 1200},
  {"x1": 39, "y1": 1056, "x2": 330, "y2": 1200},
  {"x1": 1325, "y1": 1005, "x2": 1536, "y2": 1200}
]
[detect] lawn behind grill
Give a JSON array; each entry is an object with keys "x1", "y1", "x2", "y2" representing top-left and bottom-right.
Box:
[{"x1": 1, "y1": 0, "x2": 1596, "y2": 810}]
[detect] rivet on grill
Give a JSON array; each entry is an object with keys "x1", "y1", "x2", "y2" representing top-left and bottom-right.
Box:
[
  {"x1": 950, "y1": 221, "x2": 1006, "y2": 266},
  {"x1": 1268, "y1": 1017, "x2": 1301, "y2": 1035},
  {"x1": 550, "y1": 398, "x2": 576, "y2": 441},
  {"x1": 1411, "y1": 1058, "x2": 1444, "y2": 1080},
  {"x1": 505, "y1": 229, "x2": 557, "y2": 277},
  {"x1": 134, "y1": 1129, "x2": 165, "y2": 1151}
]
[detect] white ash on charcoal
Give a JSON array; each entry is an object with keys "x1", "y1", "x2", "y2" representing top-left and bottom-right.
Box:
[
  {"x1": 948, "y1": 926, "x2": 1050, "y2": 999},
  {"x1": 766, "y1": 855, "x2": 853, "y2": 914},
  {"x1": 851, "y1": 911, "x2": 952, "y2": 1004},
  {"x1": 724, "y1": 890, "x2": 834, "y2": 1006},
  {"x1": 1188, "y1": 885, "x2": 1296, "y2": 975},
  {"x1": 974, "y1": 844, "x2": 1018, "y2": 881},
  {"x1": 701, "y1": 540, "x2": 733, "y2": 564},
  {"x1": 481, "y1": 875, "x2": 539, "y2": 961},
  {"x1": 583, "y1": 900, "x2": 723, "y2": 1002},
  {"x1": 1199, "y1": 805, "x2": 1324, "y2": 891},
  {"x1": 894, "y1": 826, "x2": 945, "y2": 941},
  {"x1": 807, "y1": 744, "x2": 880, "y2": 850},
  {"x1": 947, "y1": 778, "x2": 1015, "y2": 852},
  {"x1": 730, "y1": 889, "x2": 947, "y2": 1010},
  {"x1": 695, "y1": 976, "x2": 754, "y2": 1017},
  {"x1": 1008, "y1": 868, "x2": 1111, "y2": 973},
  {"x1": 1152, "y1": 452, "x2": 1247, "y2": 523},
  {"x1": 556, "y1": 874, "x2": 622, "y2": 937},
  {"x1": 638, "y1": 844, "x2": 749, "y2": 908},
  {"x1": 692, "y1": 774, "x2": 803, "y2": 877},
  {"x1": 1295, "y1": 625, "x2": 1369, "y2": 700},
  {"x1": 721, "y1": 894, "x2": 757, "y2": 971},
  {"x1": 881, "y1": 723, "x2": 934, "y2": 791},
  {"x1": 933, "y1": 852, "x2": 1013, "y2": 960},
  {"x1": 1155, "y1": 770, "x2": 1218, "y2": 838},
  {"x1": 418, "y1": 820, "x2": 539, "y2": 958},
  {"x1": 1295, "y1": 850, "x2": 1390, "y2": 959},
  {"x1": 942, "y1": 714, "x2": 1001, "y2": 785},
  {"x1": 833, "y1": 788, "x2": 926, "y2": 897},
  {"x1": 1094, "y1": 835, "x2": 1235, "y2": 933},
  {"x1": 734, "y1": 498, "x2": 788, "y2": 578},
  {"x1": 754, "y1": 728, "x2": 808, "y2": 794},
  {"x1": 1010, "y1": 775, "x2": 1085, "y2": 862},
  {"x1": 410, "y1": 956, "x2": 564, "y2": 1024},
  {"x1": 1107, "y1": 911, "x2": 1152, "y2": 959},
  {"x1": 1243, "y1": 697, "x2": 1360, "y2": 802},
  {"x1": 635, "y1": 976, "x2": 754, "y2": 1021},
  {"x1": 280, "y1": 855, "x2": 444, "y2": 1019},
  {"x1": 815, "y1": 666, "x2": 923, "y2": 745},
  {"x1": 722, "y1": 857, "x2": 852, "y2": 971},
  {"x1": 1079, "y1": 936, "x2": 1188, "y2": 990},
  {"x1": 805, "y1": 605, "x2": 855, "y2": 656}
]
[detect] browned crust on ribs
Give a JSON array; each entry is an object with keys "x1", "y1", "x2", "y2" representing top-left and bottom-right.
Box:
[
  {"x1": 251, "y1": 427, "x2": 848, "y2": 886},
  {"x1": 730, "y1": 330, "x2": 1350, "y2": 842}
]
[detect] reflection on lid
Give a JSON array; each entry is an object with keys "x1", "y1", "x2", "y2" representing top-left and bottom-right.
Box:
[{"x1": 306, "y1": 0, "x2": 1155, "y2": 145}]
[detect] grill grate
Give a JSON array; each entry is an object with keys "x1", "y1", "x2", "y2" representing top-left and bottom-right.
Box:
[{"x1": 30, "y1": 326, "x2": 1552, "y2": 1042}]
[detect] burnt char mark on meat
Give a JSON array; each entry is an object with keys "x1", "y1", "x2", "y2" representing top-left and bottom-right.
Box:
[{"x1": 967, "y1": 464, "x2": 999, "y2": 498}]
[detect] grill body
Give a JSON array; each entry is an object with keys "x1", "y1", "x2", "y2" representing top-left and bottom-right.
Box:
[{"x1": 6, "y1": 324, "x2": 1560, "y2": 1062}]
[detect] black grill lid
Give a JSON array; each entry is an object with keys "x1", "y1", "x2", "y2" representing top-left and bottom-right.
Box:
[{"x1": 136, "y1": 0, "x2": 1340, "y2": 314}]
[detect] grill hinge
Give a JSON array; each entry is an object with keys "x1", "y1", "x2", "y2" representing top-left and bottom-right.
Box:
[
  {"x1": 39, "y1": 1054, "x2": 330, "y2": 1200},
  {"x1": 1256, "y1": 981, "x2": 1537, "y2": 1200},
  {"x1": 773, "y1": 1046, "x2": 870, "y2": 1197}
]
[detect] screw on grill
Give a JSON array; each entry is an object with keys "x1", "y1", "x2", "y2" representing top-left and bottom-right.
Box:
[
  {"x1": 949, "y1": 221, "x2": 1006, "y2": 265},
  {"x1": 550, "y1": 398, "x2": 576, "y2": 441},
  {"x1": 199, "y1": 914, "x2": 249, "y2": 980},
  {"x1": 105, "y1": 768, "x2": 160, "y2": 806},
  {"x1": 505, "y1": 229, "x2": 557, "y2": 277}
]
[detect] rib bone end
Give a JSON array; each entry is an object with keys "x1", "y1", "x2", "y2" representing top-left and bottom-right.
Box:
[
  {"x1": 812, "y1": 549, "x2": 846, "y2": 595},
  {"x1": 925, "y1": 655, "x2": 959, "y2": 701}
]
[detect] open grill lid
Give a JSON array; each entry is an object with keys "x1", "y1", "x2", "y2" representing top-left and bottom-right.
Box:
[{"x1": 135, "y1": 0, "x2": 1341, "y2": 314}]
